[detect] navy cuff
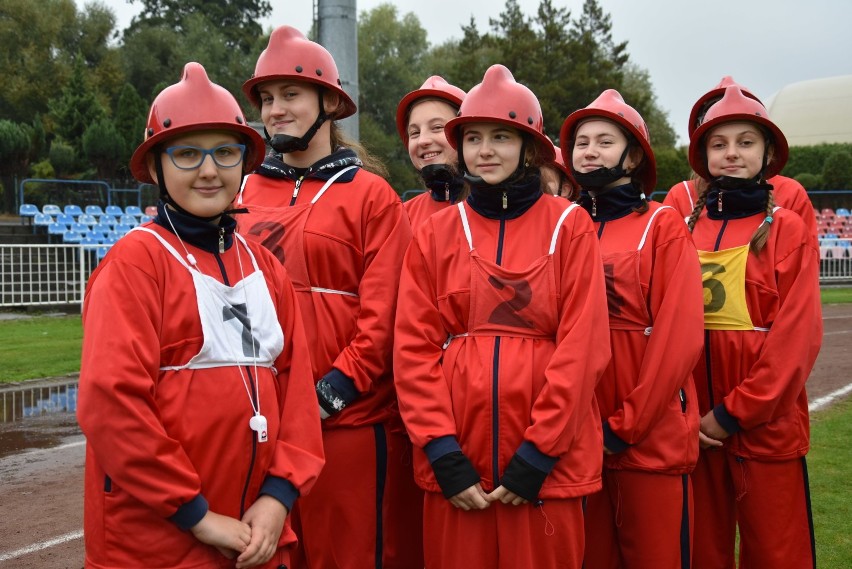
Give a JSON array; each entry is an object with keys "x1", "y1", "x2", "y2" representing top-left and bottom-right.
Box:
[
  {"x1": 602, "y1": 421, "x2": 631, "y2": 454},
  {"x1": 316, "y1": 369, "x2": 358, "y2": 416},
  {"x1": 500, "y1": 453, "x2": 548, "y2": 502},
  {"x1": 424, "y1": 435, "x2": 462, "y2": 464},
  {"x1": 324, "y1": 368, "x2": 359, "y2": 403},
  {"x1": 169, "y1": 493, "x2": 208, "y2": 531},
  {"x1": 713, "y1": 404, "x2": 741, "y2": 435},
  {"x1": 515, "y1": 441, "x2": 558, "y2": 473},
  {"x1": 259, "y1": 475, "x2": 300, "y2": 512}
]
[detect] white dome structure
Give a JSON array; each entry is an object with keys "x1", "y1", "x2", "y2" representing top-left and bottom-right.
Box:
[{"x1": 765, "y1": 75, "x2": 852, "y2": 146}]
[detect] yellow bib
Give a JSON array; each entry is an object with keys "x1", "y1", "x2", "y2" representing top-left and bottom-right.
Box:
[{"x1": 697, "y1": 245, "x2": 755, "y2": 330}]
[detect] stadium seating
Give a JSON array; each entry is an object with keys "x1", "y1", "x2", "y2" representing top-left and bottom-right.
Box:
[
  {"x1": 105, "y1": 205, "x2": 123, "y2": 217},
  {"x1": 124, "y1": 205, "x2": 143, "y2": 217},
  {"x1": 63, "y1": 204, "x2": 84, "y2": 217},
  {"x1": 85, "y1": 205, "x2": 105, "y2": 216},
  {"x1": 42, "y1": 204, "x2": 62, "y2": 216},
  {"x1": 19, "y1": 203, "x2": 38, "y2": 220}
]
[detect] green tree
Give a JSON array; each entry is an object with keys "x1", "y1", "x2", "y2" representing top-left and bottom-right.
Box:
[
  {"x1": 822, "y1": 150, "x2": 852, "y2": 190},
  {"x1": 358, "y1": 4, "x2": 429, "y2": 134},
  {"x1": 0, "y1": 0, "x2": 78, "y2": 121},
  {"x1": 621, "y1": 64, "x2": 677, "y2": 149},
  {"x1": 112, "y1": 84, "x2": 149, "y2": 178},
  {"x1": 47, "y1": 54, "x2": 107, "y2": 151},
  {"x1": 127, "y1": 0, "x2": 271, "y2": 53},
  {"x1": 49, "y1": 140, "x2": 77, "y2": 178},
  {"x1": 82, "y1": 118, "x2": 125, "y2": 179},
  {"x1": 0, "y1": 120, "x2": 32, "y2": 211},
  {"x1": 654, "y1": 147, "x2": 691, "y2": 195}
]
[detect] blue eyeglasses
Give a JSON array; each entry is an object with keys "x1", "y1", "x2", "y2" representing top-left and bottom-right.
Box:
[{"x1": 163, "y1": 144, "x2": 247, "y2": 170}]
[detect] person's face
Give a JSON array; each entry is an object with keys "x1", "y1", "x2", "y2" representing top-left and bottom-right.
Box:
[
  {"x1": 572, "y1": 119, "x2": 639, "y2": 189},
  {"x1": 258, "y1": 79, "x2": 322, "y2": 138},
  {"x1": 149, "y1": 131, "x2": 244, "y2": 220},
  {"x1": 705, "y1": 121, "x2": 769, "y2": 179},
  {"x1": 461, "y1": 122, "x2": 524, "y2": 185},
  {"x1": 407, "y1": 99, "x2": 457, "y2": 170}
]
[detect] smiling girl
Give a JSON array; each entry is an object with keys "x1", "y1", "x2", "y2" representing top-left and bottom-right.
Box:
[
  {"x1": 78, "y1": 62, "x2": 324, "y2": 569},
  {"x1": 560, "y1": 89, "x2": 704, "y2": 569},
  {"x1": 393, "y1": 64, "x2": 610, "y2": 568},
  {"x1": 396, "y1": 76, "x2": 467, "y2": 229},
  {"x1": 685, "y1": 85, "x2": 822, "y2": 569}
]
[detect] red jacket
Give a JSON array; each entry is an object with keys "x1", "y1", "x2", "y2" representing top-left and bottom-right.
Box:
[
  {"x1": 404, "y1": 191, "x2": 454, "y2": 230},
  {"x1": 592, "y1": 203, "x2": 704, "y2": 473},
  {"x1": 663, "y1": 176, "x2": 818, "y2": 247},
  {"x1": 79, "y1": 222, "x2": 324, "y2": 569},
  {"x1": 239, "y1": 165, "x2": 412, "y2": 428},
  {"x1": 690, "y1": 209, "x2": 822, "y2": 460},
  {"x1": 394, "y1": 195, "x2": 611, "y2": 498}
]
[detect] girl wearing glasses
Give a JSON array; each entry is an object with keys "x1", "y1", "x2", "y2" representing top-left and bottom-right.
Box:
[
  {"x1": 237, "y1": 26, "x2": 420, "y2": 568},
  {"x1": 77, "y1": 62, "x2": 324, "y2": 569}
]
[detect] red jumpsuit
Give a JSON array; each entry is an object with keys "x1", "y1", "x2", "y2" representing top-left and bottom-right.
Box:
[
  {"x1": 238, "y1": 151, "x2": 422, "y2": 568},
  {"x1": 689, "y1": 208, "x2": 822, "y2": 569},
  {"x1": 78, "y1": 217, "x2": 324, "y2": 569},
  {"x1": 663, "y1": 176, "x2": 818, "y2": 246},
  {"x1": 583, "y1": 202, "x2": 704, "y2": 569},
  {"x1": 394, "y1": 195, "x2": 611, "y2": 568}
]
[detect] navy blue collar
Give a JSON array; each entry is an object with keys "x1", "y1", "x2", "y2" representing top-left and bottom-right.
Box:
[
  {"x1": 466, "y1": 173, "x2": 542, "y2": 220},
  {"x1": 257, "y1": 147, "x2": 361, "y2": 183},
  {"x1": 706, "y1": 178, "x2": 771, "y2": 220},
  {"x1": 578, "y1": 183, "x2": 644, "y2": 222},
  {"x1": 154, "y1": 201, "x2": 237, "y2": 253}
]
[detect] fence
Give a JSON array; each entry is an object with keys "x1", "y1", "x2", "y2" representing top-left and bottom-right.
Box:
[
  {"x1": 0, "y1": 239, "x2": 849, "y2": 310},
  {"x1": 0, "y1": 244, "x2": 99, "y2": 307}
]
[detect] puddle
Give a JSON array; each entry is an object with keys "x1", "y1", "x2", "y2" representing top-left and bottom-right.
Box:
[{"x1": 0, "y1": 380, "x2": 78, "y2": 423}]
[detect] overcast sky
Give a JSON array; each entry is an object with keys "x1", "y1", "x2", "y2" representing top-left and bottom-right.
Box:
[{"x1": 99, "y1": 0, "x2": 851, "y2": 146}]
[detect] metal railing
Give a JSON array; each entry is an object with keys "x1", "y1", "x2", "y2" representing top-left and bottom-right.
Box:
[{"x1": 0, "y1": 244, "x2": 99, "y2": 307}]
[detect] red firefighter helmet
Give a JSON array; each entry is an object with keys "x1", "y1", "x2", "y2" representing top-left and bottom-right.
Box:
[
  {"x1": 130, "y1": 62, "x2": 266, "y2": 185},
  {"x1": 688, "y1": 76, "x2": 763, "y2": 136},
  {"x1": 559, "y1": 89, "x2": 656, "y2": 191},
  {"x1": 445, "y1": 65, "x2": 555, "y2": 162},
  {"x1": 242, "y1": 25, "x2": 356, "y2": 118},
  {"x1": 396, "y1": 76, "x2": 466, "y2": 144},
  {"x1": 689, "y1": 85, "x2": 789, "y2": 180}
]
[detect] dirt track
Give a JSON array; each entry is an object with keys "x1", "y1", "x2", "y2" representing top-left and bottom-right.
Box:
[{"x1": 1, "y1": 304, "x2": 850, "y2": 568}]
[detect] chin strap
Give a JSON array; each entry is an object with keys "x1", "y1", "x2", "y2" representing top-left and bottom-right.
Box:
[
  {"x1": 571, "y1": 144, "x2": 632, "y2": 190},
  {"x1": 265, "y1": 88, "x2": 330, "y2": 154}
]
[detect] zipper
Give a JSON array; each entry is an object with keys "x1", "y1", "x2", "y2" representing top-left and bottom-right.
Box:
[
  {"x1": 289, "y1": 175, "x2": 305, "y2": 206},
  {"x1": 679, "y1": 388, "x2": 686, "y2": 412},
  {"x1": 218, "y1": 227, "x2": 225, "y2": 254},
  {"x1": 445, "y1": 182, "x2": 450, "y2": 202},
  {"x1": 491, "y1": 218, "x2": 507, "y2": 487}
]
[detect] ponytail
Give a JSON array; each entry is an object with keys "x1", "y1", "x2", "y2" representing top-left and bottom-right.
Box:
[{"x1": 749, "y1": 191, "x2": 775, "y2": 254}]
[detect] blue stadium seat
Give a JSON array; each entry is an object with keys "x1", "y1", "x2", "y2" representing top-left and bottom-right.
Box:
[
  {"x1": 42, "y1": 204, "x2": 62, "y2": 216},
  {"x1": 94, "y1": 222, "x2": 112, "y2": 235},
  {"x1": 33, "y1": 213, "x2": 53, "y2": 228},
  {"x1": 85, "y1": 205, "x2": 105, "y2": 216},
  {"x1": 119, "y1": 214, "x2": 139, "y2": 227},
  {"x1": 105, "y1": 205, "x2": 123, "y2": 216},
  {"x1": 80, "y1": 237, "x2": 101, "y2": 249},
  {"x1": 47, "y1": 222, "x2": 67, "y2": 237},
  {"x1": 125, "y1": 205, "x2": 143, "y2": 217},
  {"x1": 19, "y1": 203, "x2": 38, "y2": 218},
  {"x1": 837, "y1": 208, "x2": 851, "y2": 217},
  {"x1": 98, "y1": 215, "x2": 117, "y2": 227},
  {"x1": 104, "y1": 232, "x2": 121, "y2": 244},
  {"x1": 140, "y1": 215, "x2": 153, "y2": 224},
  {"x1": 71, "y1": 222, "x2": 89, "y2": 234},
  {"x1": 82, "y1": 231, "x2": 105, "y2": 242},
  {"x1": 64, "y1": 204, "x2": 84, "y2": 217},
  {"x1": 96, "y1": 246, "x2": 110, "y2": 260},
  {"x1": 114, "y1": 223, "x2": 133, "y2": 235},
  {"x1": 63, "y1": 230, "x2": 82, "y2": 244},
  {"x1": 77, "y1": 213, "x2": 97, "y2": 226},
  {"x1": 56, "y1": 213, "x2": 75, "y2": 226}
]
